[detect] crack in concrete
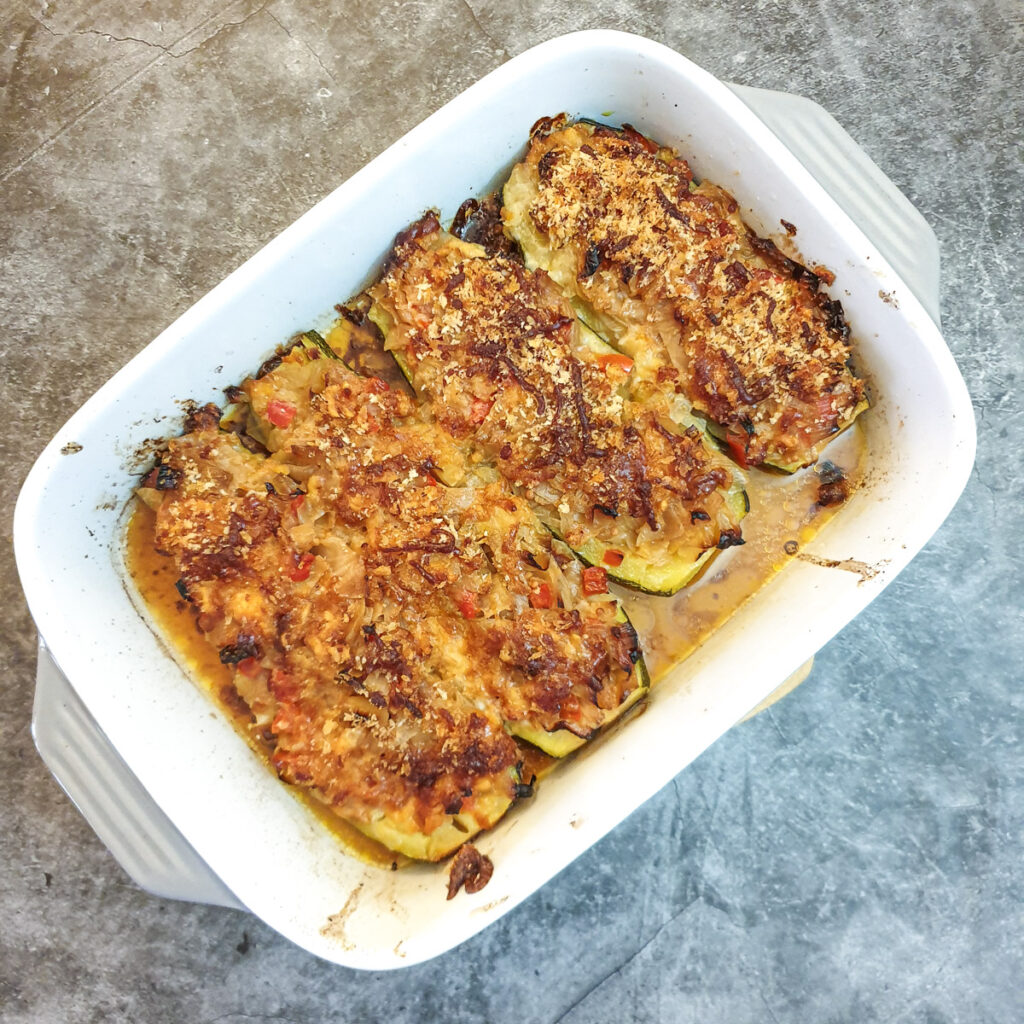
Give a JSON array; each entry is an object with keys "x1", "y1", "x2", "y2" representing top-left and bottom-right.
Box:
[
  {"x1": 265, "y1": 10, "x2": 337, "y2": 85},
  {"x1": 34, "y1": 22, "x2": 177, "y2": 55},
  {"x1": 551, "y1": 897, "x2": 701, "y2": 1023},
  {"x1": 459, "y1": 0, "x2": 511, "y2": 62},
  {"x1": 31, "y1": 1, "x2": 273, "y2": 60},
  {"x1": 1, "y1": 2, "x2": 273, "y2": 184}
]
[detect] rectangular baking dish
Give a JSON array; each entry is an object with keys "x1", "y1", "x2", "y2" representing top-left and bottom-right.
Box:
[{"x1": 14, "y1": 30, "x2": 975, "y2": 969}]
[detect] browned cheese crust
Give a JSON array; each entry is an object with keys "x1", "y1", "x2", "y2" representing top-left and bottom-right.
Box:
[
  {"x1": 372, "y1": 214, "x2": 741, "y2": 566},
  {"x1": 511, "y1": 118, "x2": 866, "y2": 469},
  {"x1": 146, "y1": 347, "x2": 642, "y2": 853}
]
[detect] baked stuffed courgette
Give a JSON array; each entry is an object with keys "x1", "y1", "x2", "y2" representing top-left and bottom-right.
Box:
[
  {"x1": 247, "y1": 341, "x2": 649, "y2": 757},
  {"x1": 144, "y1": 336, "x2": 649, "y2": 859},
  {"x1": 368, "y1": 213, "x2": 746, "y2": 598},
  {"x1": 502, "y1": 116, "x2": 867, "y2": 472}
]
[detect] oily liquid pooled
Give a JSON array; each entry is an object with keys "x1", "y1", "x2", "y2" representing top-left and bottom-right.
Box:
[
  {"x1": 619, "y1": 424, "x2": 868, "y2": 682},
  {"x1": 123, "y1": 504, "x2": 406, "y2": 870},
  {"x1": 124, "y1": 420, "x2": 865, "y2": 865}
]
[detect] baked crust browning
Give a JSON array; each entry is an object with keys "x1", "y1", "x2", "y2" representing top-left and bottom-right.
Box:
[
  {"x1": 370, "y1": 217, "x2": 744, "y2": 589},
  {"x1": 503, "y1": 117, "x2": 866, "y2": 470},
  {"x1": 144, "y1": 343, "x2": 645, "y2": 857}
]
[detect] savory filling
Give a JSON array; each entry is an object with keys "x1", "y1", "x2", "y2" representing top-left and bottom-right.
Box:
[
  {"x1": 369, "y1": 213, "x2": 746, "y2": 596},
  {"x1": 134, "y1": 114, "x2": 870, "y2": 870},
  {"x1": 139, "y1": 343, "x2": 646, "y2": 860},
  {"x1": 502, "y1": 116, "x2": 867, "y2": 471}
]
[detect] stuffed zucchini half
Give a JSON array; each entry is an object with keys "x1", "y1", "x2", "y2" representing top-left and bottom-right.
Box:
[
  {"x1": 502, "y1": 116, "x2": 867, "y2": 472},
  {"x1": 368, "y1": 213, "x2": 746, "y2": 598},
  {"x1": 144, "y1": 339, "x2": 649, "y2": 859}
]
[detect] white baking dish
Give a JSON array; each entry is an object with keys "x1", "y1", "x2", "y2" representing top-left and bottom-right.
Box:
[{"x1": 15, "y1": 30, "x2": 974, "y2": 969}]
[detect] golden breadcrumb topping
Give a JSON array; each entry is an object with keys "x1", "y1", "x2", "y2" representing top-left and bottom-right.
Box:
[
  {"x1": 506, "y1": 117, "x2": 865, "y2": 468},
  {"x1": 146, "y1": 346, "x2": 642, "y2": 854},
  {"x1": 372, "y1": 215, "x2": 742, "y2": 569}
]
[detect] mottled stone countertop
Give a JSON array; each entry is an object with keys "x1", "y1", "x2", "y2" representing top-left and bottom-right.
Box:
[{"x1": 2, "y1": 1, "x2": 1021, "y2": 1021}]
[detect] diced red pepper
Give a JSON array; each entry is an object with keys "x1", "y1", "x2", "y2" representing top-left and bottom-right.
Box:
[
  {"x1": 423, "y1": 473, "x2": 438, "y2": 487},
  {"x1": 602, "y1": 549, "x2": 624, "y2": 568},
  {"x1": 289, "y1": 552, "x2": 315, "y2": 582},
  {"x1": 725, "y1": 431, "x2": 749, "y2": 469},
  {"x1": 596, "y1": 352, "x2": 634, "y2": 373},
  {"x1": 559, "y1": 694, "x2": 582, "y2": 721},
  {"x1": 266, "y1": 399, "x2": 297, "y2": 429},
  {"x1": 469, "y1": 397, "x2": 494, "y2": 426},
  {"x1": 236, "y1": 657, "x2": 262, "y2": 678},
  {"x1": 268, "y1": 669, "x2": 298, "y2": 701},
  {"x1": 581, "y1": 566, "x2": 608, "y2": 595},
  {"x1": 290, "y1": 493, "x2": 306, "y2": 515},
  {"x1": 456, "y1": 590, "x2": 479, "y2": 619},
  {"x1": 529, "y1": 582, "x2": 553, "y2": 609}
]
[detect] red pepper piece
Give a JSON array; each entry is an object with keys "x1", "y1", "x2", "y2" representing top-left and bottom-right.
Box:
[
  {"x1": 289, "y1": 552, "x2": 315, "y2": 582},
  {"x1": 582, "y1": 566, "x2": 608, "y2": 595},
  {"x1": 595, "y1": 352, "x2": 634, "y2": 373},
  {"x1": 725, "y1": 431, "x2": 749, "y2": 469},
  {"x1": 469, "y1": 397, "x2": 494, "y2": 425},
  {"x1": 266, "y1": 399, "x2": 297, "y2": 429}
]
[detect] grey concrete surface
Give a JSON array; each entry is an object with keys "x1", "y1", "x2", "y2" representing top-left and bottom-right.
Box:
[{"x1": 2, "y1": 0, "x2": 1021, "y2": 1021}]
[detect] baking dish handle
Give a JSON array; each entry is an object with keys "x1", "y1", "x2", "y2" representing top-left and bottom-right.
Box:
[
  {"x1": 728, "y1": 84, "x2": 941, "y2": 326},
  {"x1": 31, "y1": 639, "x2": 244, "y2": 910}
]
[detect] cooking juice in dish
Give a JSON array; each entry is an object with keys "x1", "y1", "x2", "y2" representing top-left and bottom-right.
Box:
[{"x1": 123, "y1": 115, "x2": 869, "y2": 865}]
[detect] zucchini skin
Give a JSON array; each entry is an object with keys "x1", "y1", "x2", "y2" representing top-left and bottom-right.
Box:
[
  {"x1": 350, "y1": 778, "x2": 518, "y2": 862},
  {"x1": 501, "y1": 117, "x2": 868, "y2": 473},
  {"x1": 368, "y1": 223, "x2": 747, "y2": 599},
  {"x1": 507, "y1": 607, "x2": 651, "y2": 756},
  {"x1": 292, "y1": 329, "x2": 653, "y2": 764},
  {"x1": 564, "y1": 477, "x2": 749, "y2": 596}
]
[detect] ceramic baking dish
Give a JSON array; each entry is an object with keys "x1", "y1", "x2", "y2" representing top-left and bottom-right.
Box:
[{"x1": 15, "y1": 30, "x2": 974, "y2": 968}]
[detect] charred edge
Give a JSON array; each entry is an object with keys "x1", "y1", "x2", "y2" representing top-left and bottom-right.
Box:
[
  {"x1": 184, "y1": 403, "x2": 222, "y2": 433},
  {"x1": 238, "y1": 433, "x2": 270, "y2": 456},
  {"x1": 611, "y1": 620, "x2": 642, "y2": 665},
  {"x1": 749, "y1": 233, "x2": 799, "y2": 278},
  {"x1": 383, "y1": 211, "x2": 442, "y2": 275},
  {"x1": 580, "y1": 242, "x2": 602, "y2": 279},
  {"x1": 219, "y1": 637, "x2": 260, "y2": 664},
  {"x1": 530, "y1": 113, "x2": 568, "y2": 140},
  {"x1": 514, "y1": 773, "x2": 537, "y2": 799},
  {"x1": 447, "y1": 843, "x2": 494, "y2": 899},
  {"x1": 716, "y1": 528, "x2": 745, "y2": 550},
  {"x1": 620, "y1": 123, "x2": 660, "y2": 153},
  {"x1": 450, "y1": 198, "x2": 479, "y2": 239},
  {"x1": 149, "y1": 464, "x2": 182, "y2": 490},
  {"x1": 456, "y1": 192, "x2": 524, "y2": 261},
  {"x1": 816, "y1": 460, "x2": 849, "y2": 506}
]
